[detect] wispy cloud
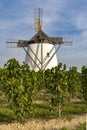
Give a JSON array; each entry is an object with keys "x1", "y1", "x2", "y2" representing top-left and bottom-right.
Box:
[{"x1": 0, "y1": 0, "x2": 87, "y2": 69}]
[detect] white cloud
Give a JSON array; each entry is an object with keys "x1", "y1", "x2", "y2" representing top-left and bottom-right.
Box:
[
  {"x1": 73, "y1": 11, "x2": 87, "y2": 30},
  {"x1": 0, "y1": 0, "x2": 87, "y2": 70}
]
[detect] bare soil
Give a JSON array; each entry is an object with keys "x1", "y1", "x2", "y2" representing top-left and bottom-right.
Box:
[{"x1": 0, "y1": 114, "x2": 86, "y2": 130}]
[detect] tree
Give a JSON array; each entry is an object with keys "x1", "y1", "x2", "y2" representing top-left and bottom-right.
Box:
[
  {"x1": 81, "y1": 65, "x2": 87, "y2": 102},
  {"x1": 67, "y1": 66, "x2": 81, "y2": 99},
  {"x1": 0, "y1": 58, "x2": 37, "y2": 122},
  {"x1": 45, "y1": 63, "x2": 68, "y2": 117}
]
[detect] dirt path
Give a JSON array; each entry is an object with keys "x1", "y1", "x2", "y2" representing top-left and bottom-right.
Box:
[{"x1": 0, "y1": 114, "x2": 86, "y2": 130}]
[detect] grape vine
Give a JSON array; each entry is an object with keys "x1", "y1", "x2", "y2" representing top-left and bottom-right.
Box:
[
  {"x1": 81, "y1": 65, "x2": 87, "y2": 102},
  {"x1": 0, "y1": 59, "x2": 38, "y2": 122},
  {"x1": 44, "y1": 63, "x2": 68, "y2": 117},
  {"x1": 0, "y1": 58, "x2": 86, "y2": 122}
]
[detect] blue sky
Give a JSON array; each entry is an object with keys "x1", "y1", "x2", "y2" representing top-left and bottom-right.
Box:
[{"x1": 0, "y1": 0, "x2": 87, "y2": 71}]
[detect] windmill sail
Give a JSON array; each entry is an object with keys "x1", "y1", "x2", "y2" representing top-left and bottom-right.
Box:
[
  {"x1": 34, "y1": 8, "x2": 43, "y2": 32},
  {"x1": 6, "y1": 8, "x2": 72, "y2": 71}
]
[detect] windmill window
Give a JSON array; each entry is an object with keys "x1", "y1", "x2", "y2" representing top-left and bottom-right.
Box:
[
  {"x1": 39, "y1": 39, "x2": 41, "y2": 42},
  {"x1": 37, "y1": 36, "x2": 39, "y2": 39},
  {"x1": 47, "y1": 53, "x2": 50, "y2": 57}
]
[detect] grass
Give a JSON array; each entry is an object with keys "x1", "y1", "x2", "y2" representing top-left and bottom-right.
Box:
[
  {"x1": 0, "y1": 107, "x2": 15, "y2": 123},
  {"x1": 74, "y1": 123, "x2": 86, "y2": 130},
  {"x1": 61, "y1": 123, "x2": 86, "y2": 130},
  {"x1": 0, "y1": 89, "x2": 87, "y2": 122},
  {"x1": 31, "y1": 101, "x2": 87, "y2": 122},
  {"x1": 61, "y1": 101, "x2": 87, "y2": 121}
]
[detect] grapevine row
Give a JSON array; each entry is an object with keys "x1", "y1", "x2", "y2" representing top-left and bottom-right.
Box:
[{"x1": 0, "y1": 58, "x2": 87, "y2": 122}]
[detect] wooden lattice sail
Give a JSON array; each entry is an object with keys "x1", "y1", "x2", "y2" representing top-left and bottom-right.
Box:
[{"x1": 6, "y1": 8, "x2": 72, "y2": 71}]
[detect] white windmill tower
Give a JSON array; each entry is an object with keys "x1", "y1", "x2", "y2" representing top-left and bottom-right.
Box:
[{"x1": 6, "y1": 8, "x2": 72, "y2": 71}]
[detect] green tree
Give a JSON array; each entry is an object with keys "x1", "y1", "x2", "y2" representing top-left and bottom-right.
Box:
[
  {"x1": 36, "y1": 70, "x2": 45, "y2": 90},
  {"x1": 67, "y1": 66, "x2": 81, "y2": 99},
  {"x1": 81, "y1": 65, "x2": 87, "y2": 102},
  {"x1": 45, "y1": 63, "x2": 68, "y2": 117},
  {"x1": 0, "y1": 58, "x2": 37, "y2": 122}
]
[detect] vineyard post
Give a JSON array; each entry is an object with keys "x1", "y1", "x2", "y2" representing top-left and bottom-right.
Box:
[{"x1": 57, "y1": 84, "x2": 61, "y2": 118}]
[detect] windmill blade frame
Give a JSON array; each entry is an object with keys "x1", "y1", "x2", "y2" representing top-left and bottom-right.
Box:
[{"x1": 6, "y1": 8, "x2": 73, "y2": 71}]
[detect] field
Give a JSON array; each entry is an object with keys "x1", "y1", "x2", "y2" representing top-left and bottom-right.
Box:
[
  {"x1": 0, "y1": 89, "x2": 86, "y2": 130},
  {"x1": 0, "y1": 60, "x2": 87, "y2": 129}
]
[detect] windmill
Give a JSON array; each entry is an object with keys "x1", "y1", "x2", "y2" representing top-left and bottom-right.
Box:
[{"x1": 6, "y1": 8, "x2": 72, "y2": 71}]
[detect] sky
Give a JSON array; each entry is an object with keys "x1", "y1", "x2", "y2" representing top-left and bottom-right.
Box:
[{"x1": 0, "y1": 0, "x2": 87, "y2": 71}]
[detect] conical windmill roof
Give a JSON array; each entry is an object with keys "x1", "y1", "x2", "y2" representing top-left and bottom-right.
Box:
[
  {"x1": 16, "y1": 30, "x2": 63, "y2": 47},
  {"x1": 28, "y1": 30, "x2": 53, "y2": 44},
  {"x1": 28, "y1": 30, "x2": 63, "y2": 45}
]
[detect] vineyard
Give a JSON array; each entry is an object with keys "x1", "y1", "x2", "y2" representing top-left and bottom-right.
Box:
[{"x1": 0, "y1": 58, "x2": 87, "y2": 129}]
